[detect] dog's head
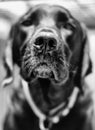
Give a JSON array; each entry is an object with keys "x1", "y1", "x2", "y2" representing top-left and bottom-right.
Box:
[{"x1": 2, "y1": 5, "x2": 90, "y2": 115}]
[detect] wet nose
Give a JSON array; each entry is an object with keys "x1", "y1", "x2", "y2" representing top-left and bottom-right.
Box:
[{"x1": 34, "y1": 36, "x2": 57, "y2": 52}]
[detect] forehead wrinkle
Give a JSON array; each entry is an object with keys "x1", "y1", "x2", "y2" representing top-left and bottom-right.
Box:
[
  {"x1": 29, "y1": 4, "x2": 70, "y2": 16},
  {"x1": 37, "y1": 5, "x2": 71, "y2": 18},
  {"x1": 20, "y1": 5, "x2": 71, "y2": 23}
]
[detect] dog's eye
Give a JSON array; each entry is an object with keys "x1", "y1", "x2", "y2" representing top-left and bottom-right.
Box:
[
  {"x1": 20, "y1": 11, "x2": 39, "y2": 26},
  {"x1": 21, "y1": 19, "x2": 32, "y2": 26},
  {"x1": 56, "y1": 12, "x2": 68, "y2": 28},
  {"x1": 57, "y1": 12, "x2": 68, "y2": 23}
]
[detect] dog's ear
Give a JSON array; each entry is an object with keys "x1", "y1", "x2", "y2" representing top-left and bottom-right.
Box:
[
  {"x1": 2, "y1": 19, "x2": 27, "y2": 87},
  {"x1": 2, "y1": 23, "x2": 20, "y2": 87},
  {"x1": 2, "y1": 37, "x2": 14, "y2": 87},
  {"x1": 74, "y1": 24, "x2": 92, "y2": 91},
  {"x1": 81, "y1": 26, "x2": 91, "y2": 78}
]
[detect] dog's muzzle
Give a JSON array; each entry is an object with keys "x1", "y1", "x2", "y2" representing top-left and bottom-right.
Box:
[
  {"x1": 21, "y1": 28, "x2": 69, "y2": 84},
  {"x1": 32, "y1": 36, "x2": 57, "y2": 79}
]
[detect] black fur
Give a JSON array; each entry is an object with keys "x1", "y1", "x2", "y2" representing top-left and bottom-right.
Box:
[{"x1": 3, "y1": 4, "x2": 93, "y2": 130}]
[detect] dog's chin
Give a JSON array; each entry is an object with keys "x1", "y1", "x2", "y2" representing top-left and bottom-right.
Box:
[
  {"x1": 31, "y1": 64, "x2": 69, "y2": 85},
  {"x1": 32, "y1": 65, "x2": 54, "y2": 80}
]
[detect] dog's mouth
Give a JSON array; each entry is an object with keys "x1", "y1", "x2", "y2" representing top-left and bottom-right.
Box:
[
  {"x1": 31, "y1": 62, "x2": 68, "y2": 85},
  {"x1": 32, "y1": 63, "x2": 54, "y2": 79}
]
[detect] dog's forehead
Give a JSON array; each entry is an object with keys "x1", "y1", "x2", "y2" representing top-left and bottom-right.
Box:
[
  {"x1": 20, "y1": 5, "x2": 71, "y2": 23},
  {"x1": 29, "y1": 5, "x2": 70, "y2": 15}
]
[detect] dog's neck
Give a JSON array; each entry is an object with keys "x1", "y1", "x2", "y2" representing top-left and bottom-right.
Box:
[{"x1": 21, "y1": 78, "x2": 79, "y2": 130}]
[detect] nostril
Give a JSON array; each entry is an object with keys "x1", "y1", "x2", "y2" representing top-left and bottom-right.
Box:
[
  {"x1": 34, "y1": 37, "x2": 44, "y2": 46},
  {"x1": 48, "y1": 38, "x2": 57, "y2": 49}
]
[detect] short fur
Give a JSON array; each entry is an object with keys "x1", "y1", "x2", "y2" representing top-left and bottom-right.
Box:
[{"x1": 2, "y1": 4, "x2": 94, "y2": 130}]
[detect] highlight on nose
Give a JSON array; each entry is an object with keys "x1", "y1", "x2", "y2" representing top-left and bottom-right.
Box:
[{"x1": 34, "y1": 36, "x2": 57, "y2": 51}]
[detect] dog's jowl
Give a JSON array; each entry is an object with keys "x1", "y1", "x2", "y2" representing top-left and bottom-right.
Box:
[{"x1": 2, "y1": 4, "x2": 93, "y2": 130}]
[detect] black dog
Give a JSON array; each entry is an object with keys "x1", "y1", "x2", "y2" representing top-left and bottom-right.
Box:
[{"x1": 2, "y1": 4, "x2": 93, "y2": 130}]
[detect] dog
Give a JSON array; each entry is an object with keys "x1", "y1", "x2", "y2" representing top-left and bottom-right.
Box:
[{"x1": 2, "y1": 4, "x2": 94, "y2": 130}]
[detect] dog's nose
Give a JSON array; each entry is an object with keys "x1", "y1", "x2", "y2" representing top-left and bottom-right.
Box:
[{"x1": 34, "y1": 36, "x2": 57, "y2": 52}]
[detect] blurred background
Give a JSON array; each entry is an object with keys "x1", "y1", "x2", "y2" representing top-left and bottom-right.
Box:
[{"x1": 0, "y1": 0, "x2": 95, "y2": 130}]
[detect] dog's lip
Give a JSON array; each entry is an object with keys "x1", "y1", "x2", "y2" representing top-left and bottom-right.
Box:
[
  {"x1": 32, "y1": 63, "x2": 55, "y2": 79},
  {"x1": 31, "y1": 62, "x2": 68, "y2": 84}
]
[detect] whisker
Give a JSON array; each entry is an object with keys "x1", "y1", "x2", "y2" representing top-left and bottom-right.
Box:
[
  {"x1": 23, "y1": 55, "x2": 31, "y2": 61},
  {"x1": 28, "y1": 65, "x2": 33, "y2": 76}
]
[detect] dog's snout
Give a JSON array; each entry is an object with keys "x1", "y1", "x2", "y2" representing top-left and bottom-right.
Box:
[{"x1": 34, "y1": 36, "x2": 57, "y2": 52}]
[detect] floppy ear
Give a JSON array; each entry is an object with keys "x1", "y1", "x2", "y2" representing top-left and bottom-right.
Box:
[
  {"x1": 2, "y1": 23, "x2": 20, "y2": 87},
  {"x1": 81, "y1": 24, "x2": 92, "y2": 87},
  {"x1": 81, "y1": 32, "x2": 92, "y2": 78},
  {"x1": 74, "y1": 24, "x2": 92, "y2": 92},
  {"x1": 2, "y1": 18, "x2": 27, "y2": 87},
  {"x1": 2, "y1": 38, "x2": 14, "y2": 87}
]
